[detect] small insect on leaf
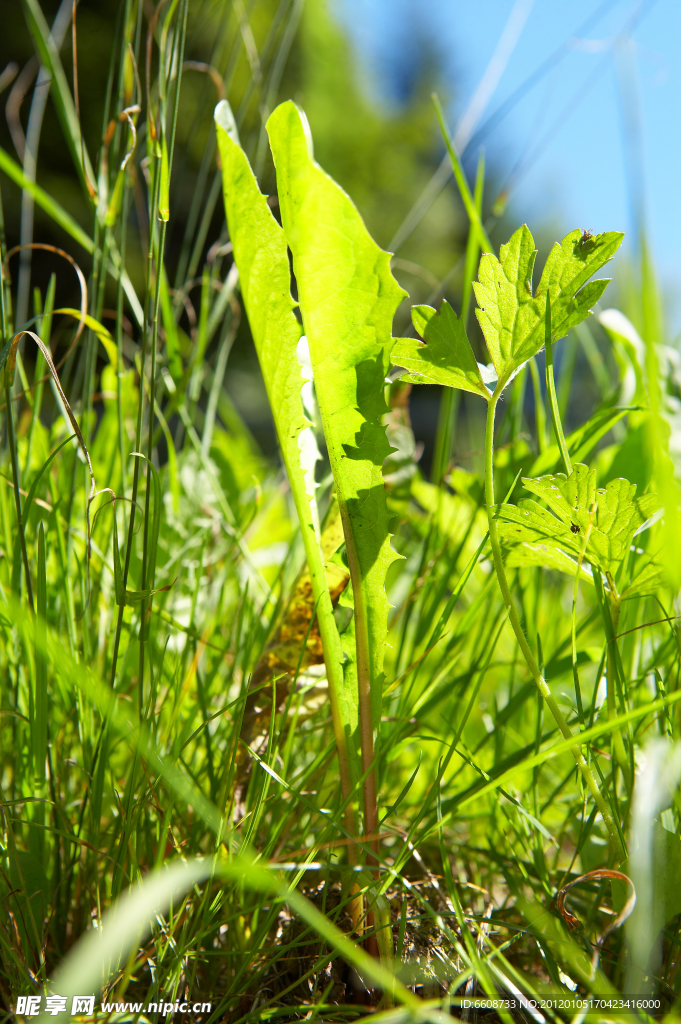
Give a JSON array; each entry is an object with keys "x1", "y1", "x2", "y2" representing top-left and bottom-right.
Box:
[
  {"x1": 581, "y1": 229, "x2": 594, "y2": 242},
  {"x1": 570, "y1": 522, "x2": 580, "y2": 534},
  {"x1": 473, "y1": 224, "x2": 623, "y2": 390}
]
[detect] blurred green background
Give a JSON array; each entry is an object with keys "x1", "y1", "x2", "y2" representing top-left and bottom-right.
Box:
[{"x1": 1, "y1": 0, "x2": 673, "y2": 474}]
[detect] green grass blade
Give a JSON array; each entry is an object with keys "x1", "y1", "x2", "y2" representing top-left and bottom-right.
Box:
[
  {"x1": 21, "y1": 0, "x2": 97, "y2": 200},
  {"x1": 22, "y1": 434, "x2": 76, "y2": 524},
  {"x1": 431, "y1": 93, "x2": 493, "y2": 254},
  {"x1": 443, "y1": 686, "x2": 681, "y2": 820},
  {"x1": 46, "y1": 856, "x2": 428, "y2": 1018},
  {"x1": 0, "y1": 145, "x2": 94, "y2": 254},
  {"x1": 46, "y1": 859, "x2": 214, "y2": 1010},
  {"x1": 34, "y1": 521, "x2": 47, "y2": 782},
  {"x1": 529, "y1": 405, "x2": 630, "y2": 476}
]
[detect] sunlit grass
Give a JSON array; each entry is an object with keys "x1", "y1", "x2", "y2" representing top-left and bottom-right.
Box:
[{"x1": 1, "y1": 2, "x2": 681, "y2": 1022}]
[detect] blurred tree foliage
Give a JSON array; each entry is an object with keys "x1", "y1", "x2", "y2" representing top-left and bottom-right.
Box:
[
  {"x1": 287, "y1": 1, "x2": 465, "y2": 312},
  {"x1": 0, "y1": 0, "x2": 471, "y2": 456},
  {"x1": 1, "y1": 0, "x2": 466, "y2": 311}
]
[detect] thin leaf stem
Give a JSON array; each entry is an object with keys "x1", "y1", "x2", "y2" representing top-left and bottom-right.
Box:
[
  {"x1": 528, "y1": 357, "x2": 547, "y2": 453},
  {"x1": 593, "y1": 572, "x2": 630, "y2": 786},
  {"x1": 461, "y1": 150, "x2": 486, "y2": 327},
  {"x1": 340, "y1": 517, "x2": 379, "y2": 865},
  {"x1": 138, "y1": 219, "x2": 167, "y2": 701},
  {"x1": 116, "y1": 179, "x2": 131, "y2": 497},
  {"x1": 484, "y1": 390, "x2": 624, "y2": 860},
  {"x1": 544, "y1": 297, "x2": 572, "y2": 475},
  {"x1": 109, "y1": 88, "x2": 166, "y2": 687},
  {"x1": 108, "y1": 187, "x2": 157, "y2": 686}
]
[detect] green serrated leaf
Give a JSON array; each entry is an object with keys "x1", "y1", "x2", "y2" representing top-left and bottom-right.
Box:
[
  {"x1": 474, "y1": 225, "x2": 623, "y2": 388},
  {"x1": 215, "y1": 100, "x2": 356, "y2": 797},
  {"x1": 267, "y1": 99, "x2": 405, "y2": 730},
  {"x1": 215, "y1": 101, "x2": 311, "y2": 535},
  {"x1": 496, "y1": 462, "x2": 661, "y2": 584},
  {"x1": 496, "y1": 497, "x2": 579, "y2": 553},
  {"x1": 524, "y1": 463, "x2": 597, "y2": 531},
  {"x1": 505, "y1": 540, "x2": 593, "y2": 584},
  {"x1": 391, "y1": 300, "x2": 490, "y2": 399}
]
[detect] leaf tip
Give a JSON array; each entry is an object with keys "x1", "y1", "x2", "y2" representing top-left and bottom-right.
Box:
[{"x1": 214, "y1": 99, "x2": 239, "y2": 144}]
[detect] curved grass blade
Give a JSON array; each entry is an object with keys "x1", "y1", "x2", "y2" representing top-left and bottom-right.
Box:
[
  {"x1": 0, "y1": 331, "x2": 94, "y2": 492},
  {"x1": 21, "y1": 0, "x2": 97, "y2": 199},
  {"x1": 44, "y1": 859, "x2": 214, "y2": 1012},
  {"x1": 53, "y1": 308, "x2": 118, "y2": 370},
  {"x1": 22, "y1": 432, "x2": 76, "y2": 524},
  {"x1": 44, "y1": 856, "x2": 426, "y2": 1019}
]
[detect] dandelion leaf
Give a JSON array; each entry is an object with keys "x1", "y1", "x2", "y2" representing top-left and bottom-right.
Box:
[
  {"x1": 215, "y1": 99, "x2": 355, "y2": 767},
  {"x1": 391, "y1": 300, "x2": 490, "y2": 399},
  {"x1": 267, "y1": 100, "x2": 405, "y2": 724},
  {"x1": 214, "y1": 101, "x2": 312, "y2": 536}
]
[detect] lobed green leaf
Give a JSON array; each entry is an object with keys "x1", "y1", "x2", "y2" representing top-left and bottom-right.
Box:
[
  {"x1": 474, "y1": 225, "x2": 623, "y2": 388},
  {"x1": 496, "y1": 463, "x2": 661, "y2": 584},
  {"x1": 505, "y1": 540, "x2": 593, "y2": 584},
  {"x1": 392, "y1": 300, "x2": 491, "y2": 400}
]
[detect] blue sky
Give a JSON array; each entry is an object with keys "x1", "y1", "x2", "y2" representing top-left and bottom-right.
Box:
[{"x1": 335, "y1": 0, "x2": 681, "y2": 326}]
